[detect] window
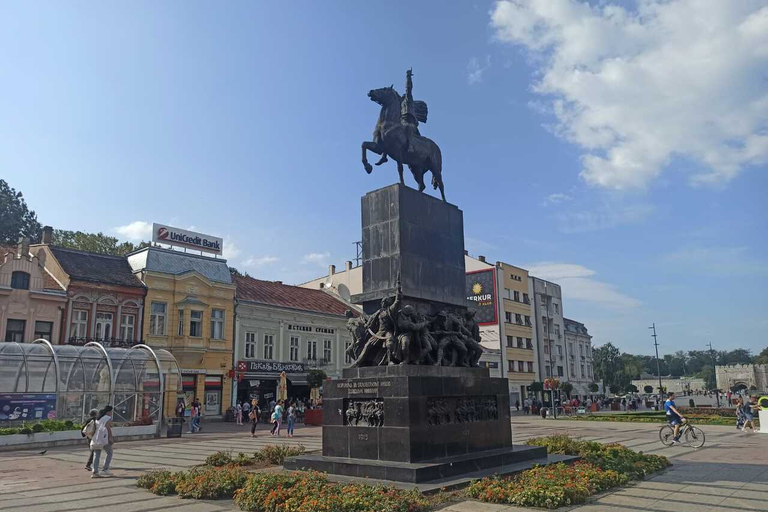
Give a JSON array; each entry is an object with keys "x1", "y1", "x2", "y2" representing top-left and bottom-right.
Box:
[
  {"x1": 554, "y1": 303, "x2": 559, "y2": 314},
  {"x1": 580, "y1": 344, "x2": 584, "y2": 357},
  {"x1": 245, "y1": 332, "x2": 256, "y2": 358},
  {"x1": 71, "y1": 310, "x2": 88, "y2": 338},
  {"x1": 504, "y1": 288, "x2": 512, "y2": 299},
  {"x1": 581, "y1": 364, "x2": 585, "y2": 378},
  {"x1": 545, "y1": 366, "x2": 551, "y2": 377},
  {"x1": 517, "y1": 337, "x2": 524, "y2": 348},
  {"x1": 290, "y1": 336, "x2": 300, "y2": 361},
  {"x1": 508, "y1": 360, "x2": 515, "y2": 372},
  {"x1": 505, "y1": 312, "x2": 512, "y2": 323},
  {"x1": 345, "y1": 341, "x2": 353, "y2": 364},
  {"x1": 120, "y1": 314, "x2": 135, "y2": 340},
  {"x1": 570, "y1": 361, "x2": 575, "y2": 377},
  {"x1": 513, "y1": 290, "x2": 520, "y2": 302},
  {"x1": 527, "y1": 362, "x2": 534, "y2": 373},
  {"x1": 211, "y1": 309, "x2": 225, "y2": 339},
  {"x1": 307, "y1": 339, "x2": 317, "y2": 361},
  {"x1": 11, "y1": 271, "x2": 30, "y2": 290},
  {"x1": 189, "y1": 310, "x2": 203, "y2": 337},
  {"x1": 263, "y1": 334, "x2": 274, "y2": 359},
  {"x1": 5, "y1": 319, "x2": 25, "y2": 342},
  {"x1": 554, "y1": 324, "x2": 560, "y2": 335},
  {"x1": 543, "y1": 344, "x2": 549, "y2": 354},
  {"x1": 541, "y1": 317, "x2": 547, "y2": 331},
  {"x1": 568, "y1": 343, "x2": 574, "y2": 357},
  {"x1": 94, "y1": 312, "x2": 113, "y2": 339},
  {"x1": 526, "y1": 338, "x2": 533, "y2": 349},
  {"x1": 557, "y1": 345, "x2": 563, "y2": 357},
  {"x1": 323, "y1": 339, "x2": 332, "y2": 362},
  {"x1": 506, "y1": 336, "x2": 514, "y2": 348},
  {"x1": 149, "y1": 302, "x2": 167, "y2": 336},
  {"x1": 34, "y1": 321, "x2": 53, "y2": 341},
  {"x1": 515, "y1": 313, "x2": 522, "y2": 325},
  {"x1": 557, "y1": 366, "x2": 564, "y2": 377},
  {"x1": 518, "y1": 361, "x2": 525, "y2": 372},
  {"x1": 178, "y1": 310, "x2": 184, "y2": 336},
  {"x1": 523, "y1": 293, "x2": 529, "y2": 304},
  {"x1": 524, "y1": 315, "x2": 532, "y2": 326}
]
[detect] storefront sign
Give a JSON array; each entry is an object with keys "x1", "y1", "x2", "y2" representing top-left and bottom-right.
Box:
[
  {"x1": 466, "y1": 268, "x2": 497, "y2": 325},
  {"x1": 152, "y1": 223, "x2": 223, "y2": 256},
  {"x1": 237, "y1": 360, "x2": 306, "y2": 374},
  {"x1": 0, "y1": 394, "x2": 57, "y2": 421},
  {"x1": 180, "y1": 368, "x2": 208, "y2": 374}
]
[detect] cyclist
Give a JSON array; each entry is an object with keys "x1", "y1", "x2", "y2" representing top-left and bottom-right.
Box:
[{"x1": 664, "y1": 392, "x2": 686, "y2": 444}]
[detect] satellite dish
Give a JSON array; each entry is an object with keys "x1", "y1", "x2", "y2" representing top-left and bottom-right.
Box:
[
  {"x1": 324, "y1": 276, "x2": 334, "y2": 290},
  {"x1": 338, "y1": 284, "x2": 351, "y2": 302}
]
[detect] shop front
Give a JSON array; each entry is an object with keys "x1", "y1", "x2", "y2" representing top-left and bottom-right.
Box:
[{"x1": 235, "y1": 360, "x2": 308, "y2": 407}]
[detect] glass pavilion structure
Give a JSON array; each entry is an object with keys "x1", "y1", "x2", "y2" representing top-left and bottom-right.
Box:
[{"x1": 0, "y1": 339, "x2": 181, "y2": 425}]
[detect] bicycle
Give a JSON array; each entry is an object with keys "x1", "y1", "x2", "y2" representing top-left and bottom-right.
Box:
[{"x1": 659, "y1": 419, "x2": 705, "y2": 448}]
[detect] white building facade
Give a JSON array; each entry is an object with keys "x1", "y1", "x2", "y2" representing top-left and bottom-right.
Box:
[
  {"x1": 563, "y1": 318, "x2": 594, "y2": 397},
  {"x1": 529, "y1": 277, "x2": 567, "y2": 383}
]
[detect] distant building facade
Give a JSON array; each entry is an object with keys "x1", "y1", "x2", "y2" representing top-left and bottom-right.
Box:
[
  {"x1": 631, "y1": 376, "x2": 706, "y2": 394},
  {"x1": 563, "y1": 318, "x2": 594, "y2": 397},
  {"x1": 232, "y1": 274, "x2": 355, "y2": 406},
  {"x1": 716, "y1": 364, "x2": 768, "y2": 393},
  {"x1": 0, "y1": 238, "x2": 66, "y2": 343},
  {"x1": 529, "y1": 277, "x2": 567, "y2": 383}
]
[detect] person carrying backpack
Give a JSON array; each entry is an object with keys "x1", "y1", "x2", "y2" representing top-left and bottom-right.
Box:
[
  {"x1": 81, "y1": 408, "x2": 99, "y2": 471},
  {"x1": 90, "y1": 405, "x2": 114, "y2": 478}
]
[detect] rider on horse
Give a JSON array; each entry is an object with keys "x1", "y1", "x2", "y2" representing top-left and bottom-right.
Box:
[{"x1": 401, "y1": 68, "x2": 419, "y2": 154}]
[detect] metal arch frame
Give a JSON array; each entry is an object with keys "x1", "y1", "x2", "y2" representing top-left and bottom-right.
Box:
[
  {"x1": 32, "y1": 338, "x2": 59, "y2": 394},
  {"x1": 132, "y1": 344, "x2": 166, "y2": 434},
  {"x1": 3, "y1": 342, "x2": 28, "y2": 393},
  {"x1": 84, "y1": 341, "x2": 114, "y2": 404}
]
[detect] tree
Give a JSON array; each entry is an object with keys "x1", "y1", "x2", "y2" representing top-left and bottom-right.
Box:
[
  {"x1": 593, "y1": 342, "x2": 622, "y2": 391},
  {"x1": 628, "y1": 384, "x2": 639, "y2": 393},
  {"x1": 588, "y1": 382, "x2": 599, "y2": 393},
  {"x1": 609, "y1": 383, "x2": 620, "y2": 395},
  {"x1": 52, "y1": 229, "x2": 149, "y2": 256},
  {"x1": 756, "y1": 347, "x2": 768, "y2": 365},
  {"x1": 0, "y1": 179, "x2": 42, "y2": 244},
  {"x1": 643, "y1": 385, "x2": 654, "y2": 394},
  {"x1": 529, "y1": 381, "x2": 544, "y2": 401},
  {"x1": 229, "y1": 267, "x2": 251, "y2": 278},
  {"x1": 559, "y1": 382, "x2": 574, "y2": 398},
  {"x1": 306, "y1": 369, "x2": 327, "y2": 390}
]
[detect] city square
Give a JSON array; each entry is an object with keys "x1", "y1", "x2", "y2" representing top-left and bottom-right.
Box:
[{"x1": 1, "y1": 1, "x2": 767, "y2": 511}]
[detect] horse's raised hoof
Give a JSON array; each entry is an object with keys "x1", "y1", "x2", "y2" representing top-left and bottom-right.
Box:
[
  {"x1": 364, "y1": 162, "x2": 373, "y2": 174},
  {"x1": 375, "y1": 155, "x2": 388, "y2": 166}
]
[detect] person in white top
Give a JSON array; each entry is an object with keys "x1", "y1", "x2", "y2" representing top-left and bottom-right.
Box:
[{"x1": 90, "y1": 405, "x2": 114, "y2": 478}]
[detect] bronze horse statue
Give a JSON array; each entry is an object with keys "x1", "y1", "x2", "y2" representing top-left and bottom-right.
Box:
[{"x1": 361, "y1": 86, "x2": 445, "y2": 201}]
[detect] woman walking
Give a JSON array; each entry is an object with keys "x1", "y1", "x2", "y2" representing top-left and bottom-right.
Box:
[
  {"x1": 90, "y1": 405, "x2": 114, "y2": 478},
  {"x1": 235, "y1": 402, "x2": 243, "y2": 425},
  {"x1": 249, "y1": 400, "x2": 260, "y2": 438},
  {"x1": 270, "y1": 400, "x2": 284, "y2": 436},
  {"x1": 742, "y1": 396, "x2": 757, "y2": 433},
  {"x1": 287, "y1": 402, "x2": 296, "y2": 438},
  {"x1": 81, "y1": 408, "x2": 99, "y2": 471}
]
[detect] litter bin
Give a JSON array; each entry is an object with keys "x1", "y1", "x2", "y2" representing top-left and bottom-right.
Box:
[{"x1": 167, "y1": 417, "x2": 184, "y2": 438}]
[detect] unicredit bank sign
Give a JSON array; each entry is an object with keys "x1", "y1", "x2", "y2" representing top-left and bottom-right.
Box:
[{"x1": 152, "y1": 223, "x2": 223, "y2": 256}]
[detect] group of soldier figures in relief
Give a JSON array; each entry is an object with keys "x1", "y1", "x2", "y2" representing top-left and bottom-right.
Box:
[
  {"x1": 344, "y1": 284, "x2": 483, "y2": 368},
  {"x1": 427, "y1": 396, "x2": 499, "y2": 426},
  {"x1": 345, "y1": 400, "x2": 385, "y2": 427}
]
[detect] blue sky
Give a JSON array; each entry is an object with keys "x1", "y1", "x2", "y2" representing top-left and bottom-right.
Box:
[{"x1": 2, "y1": 1, "x2": 766, "y2": 356}]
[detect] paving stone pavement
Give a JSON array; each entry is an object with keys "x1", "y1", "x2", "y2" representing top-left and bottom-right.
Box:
[{"x1": 1, "y1": 417, "x2": 766, "y2": 511}]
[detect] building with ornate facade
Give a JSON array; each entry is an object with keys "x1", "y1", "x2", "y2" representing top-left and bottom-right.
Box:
[
  {"x1": 0, "y1": 239, "x2": 66, "y2": 343},
  {"x1": 716, "y1": 364, "x2": 768, "y2": 393},
  {"x1": 232, "y1": 274, "x2": 355, "y2": 406},
  {"x1": 563, "y1": 318, "x2": 594, "y2": 397},
  {"x1": 127, "y1": 246, "x2": 236, "y2": 419}
]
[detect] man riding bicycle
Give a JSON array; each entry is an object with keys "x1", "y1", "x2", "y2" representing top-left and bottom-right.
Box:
[{"x1": 664, "y1": 392, "x2": 686, "y2": 444}]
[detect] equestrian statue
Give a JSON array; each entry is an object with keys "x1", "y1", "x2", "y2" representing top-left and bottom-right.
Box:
[{"x1": 362, "y1": 69, "x2": 446, "y2": 201}]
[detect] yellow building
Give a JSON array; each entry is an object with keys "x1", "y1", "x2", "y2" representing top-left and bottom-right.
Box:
[
  {"x1": 128, "y1": 247, "x2": 236, "y2": 419},
  {"x1": 498, "y1": 262, "x2": 537, "y2": 405}
]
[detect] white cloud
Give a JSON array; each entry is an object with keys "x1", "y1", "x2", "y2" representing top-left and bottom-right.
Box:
[
  {"x1": 242, "y1": 255, "x2": 279, "y2": 268},
  {"x1": 543, "y1": 192, "x2": 573, "y2": 205},
  {"x1": 222, "y1": 239, "x2": 241, "y2": 260},
  {"x1": 491, "y1": 1, "x2": 768, "y2": 189},
  {"x1": 467, "y1": 55, "x2": 492, "y2": 85},
  {"x1": 527, "y1": 261, "x2": 641, "y2": 308},
  {"x1": 114, "y1": 221, "x2": 152, "y2": 241},
  {"x1": 303, "y1": 252, "x2": 330, "y2": 266},
  {"x1": 555, "y1": 202, "x2": 654, "y2": 233}
]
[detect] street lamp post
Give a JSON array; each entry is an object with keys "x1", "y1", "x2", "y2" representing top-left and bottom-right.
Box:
[{"x1": 649, "y1": 323, "x2": 663, "y2": 406}]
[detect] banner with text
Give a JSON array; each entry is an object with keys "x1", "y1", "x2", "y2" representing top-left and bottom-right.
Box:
[
  {"x1": 152, "y1": 223, "x2": 223, "y2": 255},
  {"x1": 466, "y1": 268, "x2": 497, "y2": 326}
]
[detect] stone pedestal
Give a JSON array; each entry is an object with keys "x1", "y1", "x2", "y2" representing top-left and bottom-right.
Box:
[{"x1": 352, "y1": 184, "x2": 466, "y2": 315}]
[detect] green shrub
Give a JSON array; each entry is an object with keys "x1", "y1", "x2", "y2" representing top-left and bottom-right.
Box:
[
  {"x1": 174, "y1": 466, "x2": 249, "y2": 500},
  {"x1": 253, "y1": 444, "x2": 305, "y2": 465},
  {"x1": 0, "y1": 419, "x2": 82, "y2": 436},
  {"x1": 137, "y1": 470, "x2": 178, "y2": 496},
  {"x1": 31, "y1": 423, "x2": 45, "y2": 433},
  {"x1": 205, "y1": 450, "x2": 234, "y2": 467},
  {"x1": 234, "y1": 452, "x2": 252, "y2": 466},
  {"x1": 233, "y1": 471, "x2": 430, "y2": 512},
  {"x1": 468, "y1": 462, "x2": 628, "y2": 509}
]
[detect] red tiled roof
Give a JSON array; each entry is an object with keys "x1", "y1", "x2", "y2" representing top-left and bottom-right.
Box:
[{"x1": 234, "y1": 274, "x2": 353, "y2": 317}]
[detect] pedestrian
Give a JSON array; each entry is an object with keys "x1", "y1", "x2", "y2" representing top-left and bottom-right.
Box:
[
  {"x1": 249, "y1": 400, "x2": 261, "y2": 438},
  {"x1": 515, "y1": 400, "x2": 520, "y2": 411},
  {"x1": 90, "y1": 405, "x2": 114, "y2": 478},
  {"x1": 742, "y1": 396, "x2": 757, "y2": 433},
  {"x1": 81, "y1": 408, "x2": 99, "y2": 471},
  {"x1": 271, "y1": 400, "x2": 284, "y2": 436},
  {"x1": 287, "y1": 402, "x2": 296, "y2": 438},
  {"x1": 242, "y1": 400, "x2": 251, "y2": 424},
  {"x1": 187, "y1": 400, "x2": 197, "y2": 433},
  {"x1": 194, "y1": 398, "x2": 203, "y2": 432},
  {"x1": 236, "y1": 402, "x2": 243, "y2": 425},
  {"x1": 175, "y1": 400, "x2": 185, "y2": 418}
]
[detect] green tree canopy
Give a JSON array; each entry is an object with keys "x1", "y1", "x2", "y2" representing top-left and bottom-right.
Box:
[
  {"x1": 756, "y1": 347, "x2": 768, "y2": 365},
  {"x1": 559, "y1": 381, "x2": 574, "y2": 398},
  {"x1": 0, "y1": 179, "x2": 41, "y2": 244},
  {"x1": 306, "y1": 369, "x2": 327, "y2": 389},
  {"x1": 643, "y1": 385, "x2": 654, "y2": 394},
  {"x1": 52, "y1": 229, "x2": 149, "y2": 256},
  {"x1": 588, "y1": 382, "x2": 599, "y2": 393}
]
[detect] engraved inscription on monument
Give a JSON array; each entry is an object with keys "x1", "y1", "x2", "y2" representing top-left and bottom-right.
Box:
[
  {"x1": 426, "y1": 396, "x2": 498, "y2": 426},
  {"x1": 336, "y1": 379, "x2": 392, "y2": 396}
]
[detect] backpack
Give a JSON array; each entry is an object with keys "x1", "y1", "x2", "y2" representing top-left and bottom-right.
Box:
[
  {"x1": 81, "y1": 419, "x2": 96, "y2": 439},
  {"x1": 90, "y1": 419, "x2": 109, "y2": 450}
]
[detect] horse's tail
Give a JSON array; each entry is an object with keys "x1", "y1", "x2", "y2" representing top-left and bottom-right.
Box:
[{"x1": 430, "y1": 144, "x2": 443, "y2": 189}]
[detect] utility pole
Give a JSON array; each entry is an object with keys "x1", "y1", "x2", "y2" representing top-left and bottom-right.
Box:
[
  {"x1": 707, "y1": 342, "x2": 720, "y2": 407},
  {"x1": 649, "y1": 323, "x2": 663, "y2": 407}
]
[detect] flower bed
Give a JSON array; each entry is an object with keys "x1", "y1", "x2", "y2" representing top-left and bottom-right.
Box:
[
  {"x1": 467, "y1": 435, "x2": 670, "y2": 509},
  {"x1": 564, "y1": 412, "x2": 746, "y2": 426}
]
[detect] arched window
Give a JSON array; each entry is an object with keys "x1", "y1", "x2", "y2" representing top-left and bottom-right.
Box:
[{"x1": 11, "y1": 271, "x2": 30, "y2": 290}]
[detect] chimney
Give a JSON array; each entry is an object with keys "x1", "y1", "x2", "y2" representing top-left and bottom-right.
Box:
[
  {"x1": 274, "y1": 281, "x2": 283, "y2": 285},
  {"x1": 17, "y1": 237, "x2": 30, "y2": 259},
  {"x1": 478, "y1": 255, "x2": 486, "y2": 263},
  {"x1": 329, "y1": 264, "x2": 336, "y2": 276},
  {"x1": 319, "y1": 282, "x2": 324, "y2": 289},
  {"x1": 464, "y1": 250, "x2": 469, "y2": 256},
  {"x1": 345, "y1": 261, "x2": 353, "y2": 271},
  {"x1": 36, "y1": 248, "x2": 47, "y2": 267},
  {"x1": 42, "y1": 226, "x2": 53, "y2": 244}
]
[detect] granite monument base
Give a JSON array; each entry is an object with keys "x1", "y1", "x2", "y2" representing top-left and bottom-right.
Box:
[{"x1": 285, "y1": 365, "x2": 546, "y2": 484}]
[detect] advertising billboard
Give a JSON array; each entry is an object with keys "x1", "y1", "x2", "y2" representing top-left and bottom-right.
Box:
[
  {"x1": 0, "y1": 394, "x2": 57, "y2": 421},
  {"x1": 152, "y1": 223, "x2": 223, "y2": 256},
  {"x1": 466, "y1": 268, "x2": 497, "y2": 326}
]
